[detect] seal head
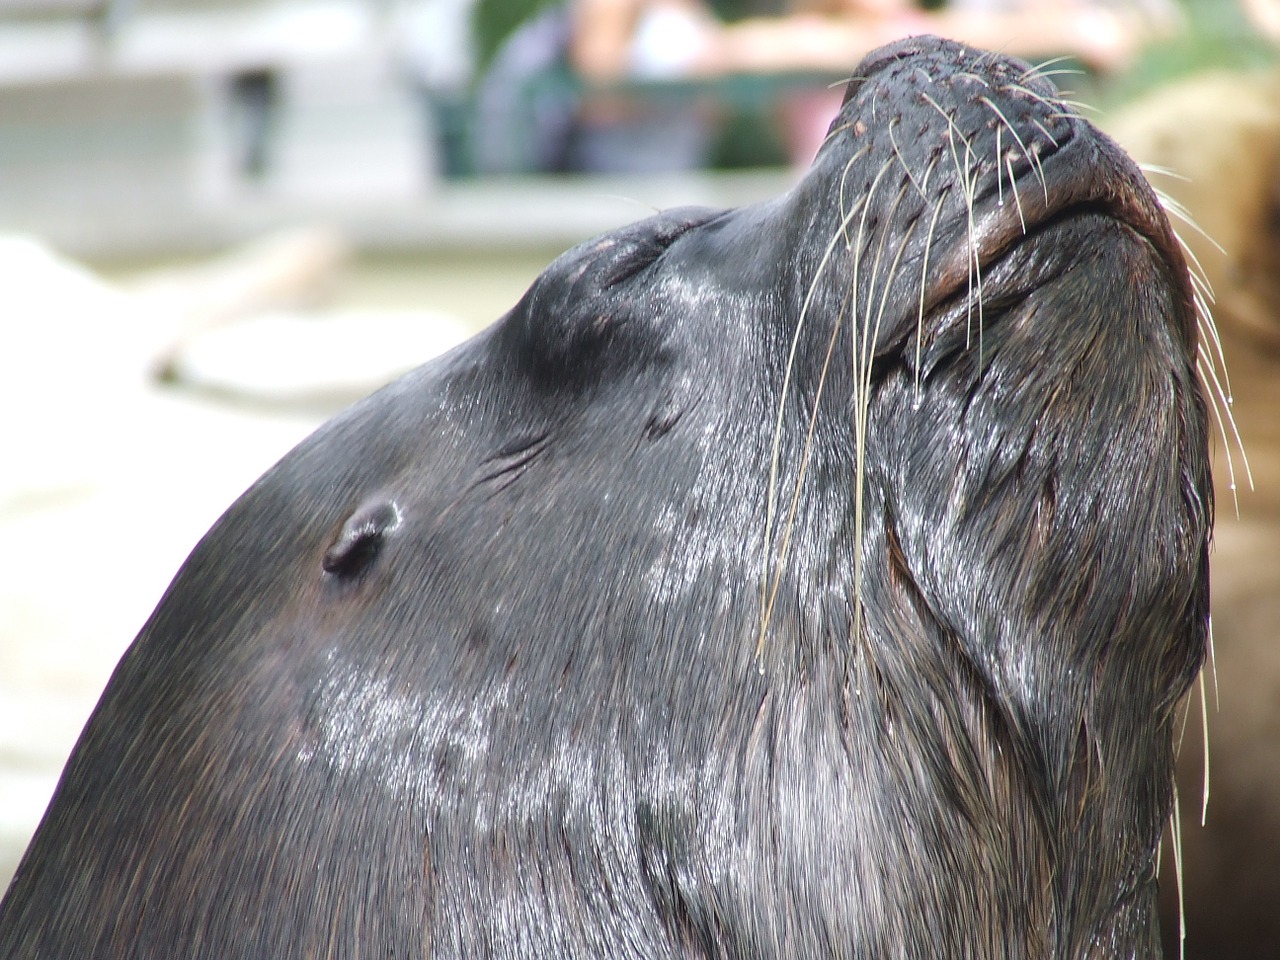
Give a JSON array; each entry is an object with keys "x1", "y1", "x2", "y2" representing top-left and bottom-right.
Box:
[{"x1": 0, "y1": 36, "x2": 1210, "y2": 960}]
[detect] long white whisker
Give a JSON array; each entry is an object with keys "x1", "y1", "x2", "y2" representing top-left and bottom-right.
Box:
[
  {"x1": 1030, "y1": 117, "x2": 1060, "y2": 148},
  {"x1": 889, "y1": 117, "x2": 929, "y2": 202},
  {"x1": 980, "y1": 94, "x2": 1047, "y2": 203},
  {"x1": 1172, "y1": 790, "x2": 1186, "y2": 960},
  {"x1": 1006, "y1": 153, "x2": 1028, "y2": 234},
  {"x1": 916, "y1": 197, "x2": 948, "y2": 396},
  {"x1": 1019, "y1": 54, "x2": 1080, "y2": 82},
  {"x1": 760, "y1": 192, "x2": 868, "y2": 656},
  {"x1": 924, "y1": 91, "x2": 984, "y2": 350},
  {"x1": 1200, "y1": 670, "x2": 1211, "y2": 826}
]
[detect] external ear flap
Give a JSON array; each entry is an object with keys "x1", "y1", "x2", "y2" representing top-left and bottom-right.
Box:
[{"x1": 322, "y1": 500, "x2": 402, "y2": 578}]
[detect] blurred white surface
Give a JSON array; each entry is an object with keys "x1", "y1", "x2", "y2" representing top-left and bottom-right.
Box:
[{"x1": 0, "y1": 233, "x2": 465, "y2": 889}]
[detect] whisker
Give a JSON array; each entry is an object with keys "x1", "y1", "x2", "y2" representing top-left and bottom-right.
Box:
[
  {"x1": 1153, "y1": 187, "x2": 1226, "y2": 259},
  {"x1": 860, "y1": 178, "x2": 911, "y2": 378},
  {"x1": 758, "y1": 164, "x2": 883, "y2": 657},
  {"x1": 1005, "y1": 154, "x2": 1028, "y2": 233},
  {"x1": 923, "y1": 90, "x2": 984, "y2": 348},
  {"x1": 1167, "y1": 224, "x2": 1233, "y2": 415},
  {"x1": 867, "y1": 204, "x2": 916, "y2": 386},
  {"x1": 951, "y1": 129, "x2": 984, "y2": 350},
  {"x1": 980, "y1": 94, "x2": 1047, "y2": 202},
  {"x1": 1192, "y1": 289, "x2": 1231, "y2": 401},
  {"x1": 1174, "y1": 683, "x2": 1192, "y2": 756},
  {"x1": 760, "y1": 200, "x2": 864, "y2": 655},
  {"x1": 851, "y1": 225, "x2": 917, "y2": 644},
  {"x1": 1051, "y1": 97, "x2": 1097, "y2": 114},
  {"x1": 1190, "y1": 276, "x2": 1216, "y2": 318},
  {"x1": 1165, "y1": 196, "x2": 1249, "y2": 493},
  {"x1": 917, "y1": 152, "x2": 940, "y2": 198},
  {"x1": 1026, "y1": 67, "x2": 1086, "y2": 83},
  {"x1": 1027, "y1": 142, "x2": 1049, "y2": 203},
  {"x1": 1172, "y1": 789, "x2": 1187, "y2": 960},
  {"x1": 921, "y1": 91, "x2": 977, "y2": 156},
  {"x1": 1019, "y1": 54, "x2": 1079, "y2": 82},
  {"x1": 889, "y1": 117, "x2": 929, "y2": 201},
  {"x1": 1199, "y1": 670, "x2": 1211, "y2": 827},
  {"x1": 1030, "y1": 117, "x2": 1060, "y2": 148},
  {"x1": 926, "y1": 92, "x2": 983, "y2": 350},
  {"x1": 820, "y1": 114, "x2": 868, "y2": 158},
  {"x1": 1005, "y1": 82, "x2": 1068, "y2": 115},
  {"x1": 916, "y1": 196, "x2": 948, "y2": 396},
  {"x1": 1138, "y1": 162, "x2": 1190, "y2": 184},
  {"x1": 1161, "y1": 215, "x2": 1233, "y2": 409},
  {"x1": 838, "y1": 145, "x2": 874, "y2": 248},
  {"x1": 847, "y1": 172, "x2": 914, "y2": 648},
  {"x1": 995, "y1": 122, "x2": 1009, "y2": 208},
  {"x1": 1208, "y1": 612, "x2": 1221, "y2": 711},
  {"x1": 768, "y1": 162, "x2": 901, "y2": 604},
  {"x1": 1196, "y1": 354, "x2": 1252, "y2": 515},
  {"x1": 951, "y1": 70, "x2": 990, "y2": 89},
  {"x1": 768, "y1": 288, "x2": 850, "y2": 638}
]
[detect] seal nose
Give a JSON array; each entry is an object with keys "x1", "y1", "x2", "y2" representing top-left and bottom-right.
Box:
[{"x1": 843, "y1": 34, "x2": 956, "y2": 104}]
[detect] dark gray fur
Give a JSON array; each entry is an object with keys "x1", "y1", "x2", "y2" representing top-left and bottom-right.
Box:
[{"x1": 0, "y1": 37, "x2": 1210, "y2": 959}]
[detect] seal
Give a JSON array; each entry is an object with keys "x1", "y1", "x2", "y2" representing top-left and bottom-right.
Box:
[{"x1": 0, "y1": 36, "x2": 1211, "y2": 959}]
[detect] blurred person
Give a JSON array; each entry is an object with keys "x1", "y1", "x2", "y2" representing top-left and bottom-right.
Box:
[
  {"x1": 398, "y1": 0, "x2": 479, "y2": 178},
  {"x1": 932, "y1": 0, "x2": 1183, "y2": 74},
  {"x1": 569, "y1": 0, "x2": 920, "y2": 80},
  {"x1": 570, "y1": 0, "x2": 1180, "y2": 170},
  {"x1": 748, "y1": 0, "x2": 1178, "y2": 75},
  {"x1": 470, "y1": 5, "x2": 579, "y2": 174},
  {"x1": 568, "y1": 0, "x2": 921, "y2": 171},
  {"x1": 476, "y1": 0, "x2": 1177, "y2": 175},
  {"x1": 566, "y1": 0, "x2": 725, "y2": 173},
  {"x1": 778, "y1": 0, "x2": 1183, "y2": 165},
  {"x1": 771, "y1": 0, "x2": 929, "y2": 166},
  {"x1": 473, "y1": 0, "x2": 896, "y2": 175}
]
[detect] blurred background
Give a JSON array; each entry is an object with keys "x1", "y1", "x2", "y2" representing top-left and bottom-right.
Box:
[{"x1": 2, "y1": 1, "x2": 1280, "y2": 958}]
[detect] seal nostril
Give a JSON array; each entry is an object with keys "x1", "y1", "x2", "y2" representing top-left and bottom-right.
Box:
[{"x1": 322, "y1": 500, "x2": 402, "y2": 577}]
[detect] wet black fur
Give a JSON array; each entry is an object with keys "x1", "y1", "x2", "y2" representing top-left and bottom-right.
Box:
[{"x1": 0, "y1": 37, "x2": 1210, "y2": 959}]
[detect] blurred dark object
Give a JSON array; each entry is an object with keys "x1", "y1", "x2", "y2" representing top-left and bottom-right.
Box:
[
  {"x1": 473, "y1": 0, "x2": 559, "y2": 72},
  {"x1": 228, "y1": 69, "x2": 280, "y2": 180}
]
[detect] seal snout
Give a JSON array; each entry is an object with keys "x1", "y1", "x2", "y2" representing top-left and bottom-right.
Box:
[{"x1": 811, "y1": 36, "x2": 1190, "y2": 336}]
